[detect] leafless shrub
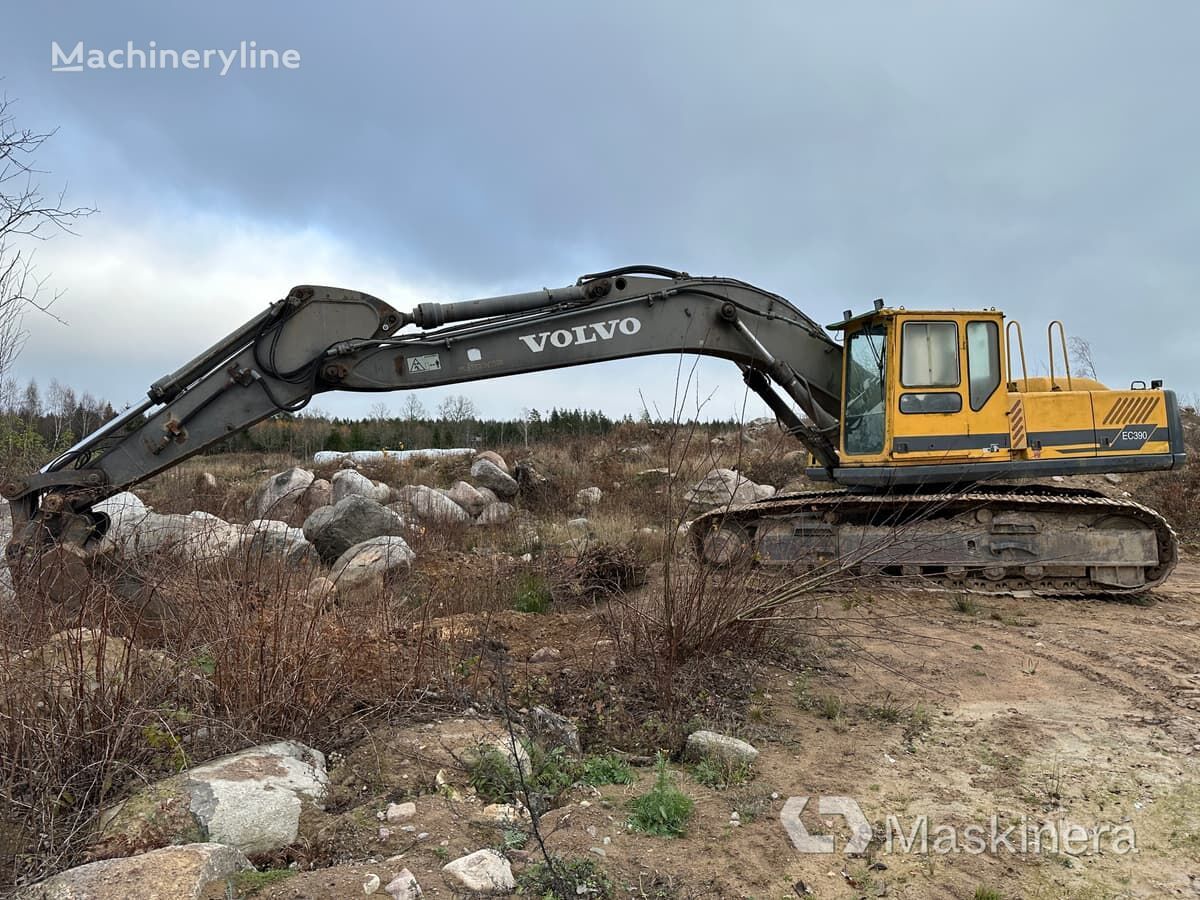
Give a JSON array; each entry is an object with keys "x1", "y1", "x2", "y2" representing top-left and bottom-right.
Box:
[{"x1": 0, "y1": 539, "x2": 474, "y2": 884}]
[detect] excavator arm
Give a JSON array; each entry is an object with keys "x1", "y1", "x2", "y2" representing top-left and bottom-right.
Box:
[{"x1": 3, "y1": 266, "x2": 844, "y2": 562}]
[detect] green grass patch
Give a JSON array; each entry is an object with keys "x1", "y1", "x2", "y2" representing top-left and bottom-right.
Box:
[
  {"x1": 234, "y1": 868, "x2": 296, "y2": 896},
  {"x1": 952, "y1": 594, "x2": 979, "y2": 615},
  {"x1": 513, "y1": 573, "x2": 552, "y2": 613},
  {"x1": 517, "y1": 854, "x2": 613, "y2": 898},
  {"x1": 691, "y1": 757, "x2": 752, "y2": 790},
  {"x1": 581, "y1": 753, "x2": 635, "y2": 786},
  {"x1": 629, "y1": 753, "x2": 694, "y2": 837},
  {"x1": 465, "y1": 740, "x2": 579, "y2": 813}
]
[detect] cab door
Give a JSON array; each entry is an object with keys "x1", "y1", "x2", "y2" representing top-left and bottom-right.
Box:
[
  {"x1": 890, "y1": 315, "x2": 1009, "y2": 463},
  {"x1": 840, "y1": 322, "x2": 890, "y2": 464}
]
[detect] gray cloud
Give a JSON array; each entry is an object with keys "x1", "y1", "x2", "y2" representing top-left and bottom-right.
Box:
[{"x1": 1, "y1": 1, "x2": 1198, "y2": 417}]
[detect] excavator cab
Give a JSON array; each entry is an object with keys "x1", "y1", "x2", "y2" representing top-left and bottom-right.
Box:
[{"x1": 823, "y1": 306, "x2": 1186, "y2": 488}]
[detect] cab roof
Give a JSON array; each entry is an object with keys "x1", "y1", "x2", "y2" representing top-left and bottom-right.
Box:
[{"x1": 826, "y1": 307, "x2": 1004, "y2": 331}]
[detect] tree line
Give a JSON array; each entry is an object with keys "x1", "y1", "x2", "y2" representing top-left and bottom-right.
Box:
[
  {"x1": 0, "y1": 376, "x2": 116, "y2": 469},
  {"x1": 0, "y1": 381, "x2": 745, "y2": 471},
  {"x1": 223, "y1": 394, "x2": 742, "y2": 457}
]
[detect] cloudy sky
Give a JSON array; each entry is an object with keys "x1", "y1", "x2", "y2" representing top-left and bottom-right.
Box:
[{"x1": 2, "y1": 2, "x2": 1197, "y2": 423}]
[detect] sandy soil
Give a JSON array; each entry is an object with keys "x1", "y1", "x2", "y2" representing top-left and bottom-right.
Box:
[{"x1": 220, "y1": 558, "x2": 1200, "y2": 900}]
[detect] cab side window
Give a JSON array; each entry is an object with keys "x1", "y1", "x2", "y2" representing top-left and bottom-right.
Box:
[
  {"x1": 901, "y1": 322, "x2": 959, "y2": 388},
  {"x1": 966, "y1": 321, "x2": 1000, "y2": 410}
]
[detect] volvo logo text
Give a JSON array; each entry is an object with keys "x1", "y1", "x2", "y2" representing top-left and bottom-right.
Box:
[{"x1": 518, "y1": 317, "x2": 642, "y2": 353}]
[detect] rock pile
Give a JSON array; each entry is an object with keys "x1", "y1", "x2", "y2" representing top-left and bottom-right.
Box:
[{"x1": 77, "y1": 451, "x2": 545, "y2": 600}]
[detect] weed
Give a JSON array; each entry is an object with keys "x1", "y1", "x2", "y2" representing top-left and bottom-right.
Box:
[
  {"x1": 501, "y1": 827, "x2": 528, "y2": 851},
  {"x1": 517, "y1": 854, "x2": 614, "y2": 898},
  {"x1": 466, "y1": 744, "x2": 520, "y2": 803},
  {"x1": 903, "y1": 704, "x2": 932, "y2": 743},
  {"x1": 952, "y1": 595, "x2": 979, "y2": 615},
  {"x1": 792, "y1": 675, "x2": 812, "y2": 709},
  {"x1": 581, "y1": 754, "x2": 636, "y2": 786},
  {"x1": 465, "y1": 740, "x2": 579, "y2": 813},
  {"x1": 818, "y1": 693, "x2": 844, "y2": 722},
  {"x1": 973, "y1": 888, "x2": 1004, "y2": 900},
  {"x1": 233, "y1": 868, "x2": 295, "y2": 896},
  {"x1": 861, "y1": 695, "x2": 904, "y2": 724},
  {"x1": 628, "y1": 753, "x2": 693, "y2": 837},
  {"x1": 513, "y1": 573, "x2": 552, "y2": 614},
  {"x1": 691, "y1": 757, "x2": 752, "y2": 790}
]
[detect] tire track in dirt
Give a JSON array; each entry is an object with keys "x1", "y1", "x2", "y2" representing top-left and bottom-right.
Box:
[{"x1": 980, "y1": 618, "x2": 1200, "y2": 747}]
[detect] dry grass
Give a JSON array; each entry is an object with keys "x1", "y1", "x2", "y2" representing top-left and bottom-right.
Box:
[
  {"x1": 0, "y1": 420, "x2": 834, "y2": 884},
  {"x1": 0, "y1": 544, "x2": 481, "y2": 884}
]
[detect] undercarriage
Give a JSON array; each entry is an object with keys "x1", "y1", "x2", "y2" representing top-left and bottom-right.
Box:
[{"x1": 692, "y1": 484, "x2": 1178, "y2": 596}]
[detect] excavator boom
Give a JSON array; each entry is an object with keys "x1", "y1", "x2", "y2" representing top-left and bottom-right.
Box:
[{"x1": 3, "y1": 268, "x2": 843, "y2": 556}]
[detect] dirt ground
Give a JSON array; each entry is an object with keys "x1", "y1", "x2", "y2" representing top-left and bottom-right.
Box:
[{"x1": 230, "y1": 556, "x2": 1200, "y2": 900}]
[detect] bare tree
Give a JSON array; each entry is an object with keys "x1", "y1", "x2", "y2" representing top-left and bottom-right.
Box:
[
  {"x1": 437, "y1": 394, "x2": 476, "y2": 445},
  {"x1": 520, "y1": 406, "x2": 537, "y2": 447},
  {"x1": 1069, "y1": 335, "x2": 1098, "y2": 381},
  {"x1": 400, "y1": 393, "x2": 425, "y2": 422},
  {"x1": 436, "y1": 394, "x2": 476, "y2": 424},
  {"x1": 368, "y1": 400, "x2": 390, "y2": 421},
  {"x1": 0, "y1": 93, "x2": 94, "y2": 380}
]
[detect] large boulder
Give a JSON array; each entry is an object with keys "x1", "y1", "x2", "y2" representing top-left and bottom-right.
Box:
[
  {"x1": 473, "y1": 450, "x2": 509, "y2": 473},
  {"x1": 246, "y1": 467, "x2": 315, "y2": 520},
  {"x1": 474, "y1": 502, "x2": 514, "y2": 526},
  {"x1": 240, "y1": 519, "x2": 318, "y2": 567},
  {"x1": 303, "y1": 496, "x2": 406, "y2": 564},
  {"x1": 385, "y1": 869, "x2": 423, "y2": 899},
  {"x1": 331, "y1": 469, "x2": 391, "y2": 504},
  {"x1": 178, "y1": 513, "x2": 243, "y2": 565},
  {"x1": 96, "y1": 508, "x2": 240, "y2": 565},
  {"x1": 574, "y1": 486, "x2": 603, "y2": 510},
  {"x1": 62, "y1": 500, "x2": 242, "y2": 568},
  {"x1": 91, "y1": 492, "x2": 151, "y2": 554},
  {"x1": 635, "y1": 467, "x2": 674, "y2": 484},
  {"x1": 301, "y1": 478, "x2": 332, "y2": 513},
  {"x1": 391, "y1": 485, "x2": 470, "y2": 524},
  {"x1": 441, "y1": 849, "x2": 515, "y2": 894},
  {"x1": 330, "y1": 536, "x2": 415, "y2": 592},
  {"x1": 513, "y1": 459, "x2": 548, "y2": 494},
  {"x1": 528, "y1": 705, "x2": 581, "y2": 755},
  {"x1": 15, "y1": 842, "x2": 251, "y2": 900},
  {"x1": 683, "y1": 730, "x2": 759, "y2": 769},
  {"x1": 684, "y1": 468, "x2": 765, "y2": 510},
  {"x1": 470, "y1": 458, "x2": 518, "y2": 499},
  {"x1": 91, "y1": 741, "x2": 327, "y2": 858},
  {"x1": 445, "y1": 481, "x2": 489, "y2": 516}
]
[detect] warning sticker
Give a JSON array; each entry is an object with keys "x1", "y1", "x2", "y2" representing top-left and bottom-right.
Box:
[{"x1": 406, "y1": 353, "x2": 442, "y2": 374}]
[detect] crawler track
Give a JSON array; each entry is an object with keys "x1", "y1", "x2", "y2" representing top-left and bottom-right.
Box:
[{"x1": 690, "y1": 485, "x2": 1178, "y2": 596}]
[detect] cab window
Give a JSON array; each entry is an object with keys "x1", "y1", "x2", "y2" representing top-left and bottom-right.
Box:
[
  {"x1": 966, "y1": 320, "x2": 1001, "y2": 410},
  {"x1": 901, "y1": 321, "x2": 959, "y2": 388},
  {"x1": 844, "y1": 324, "x2": 887, "y2": 455}
]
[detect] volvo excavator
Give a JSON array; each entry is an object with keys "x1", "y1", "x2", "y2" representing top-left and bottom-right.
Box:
[{"x1": 2, "y1": 265, "x2": 1186, "y2": 596}]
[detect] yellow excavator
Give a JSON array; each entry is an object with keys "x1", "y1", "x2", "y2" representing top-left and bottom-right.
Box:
[{"x1": 3, "y1": 266, "x2": 1185, "y2": 595}]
